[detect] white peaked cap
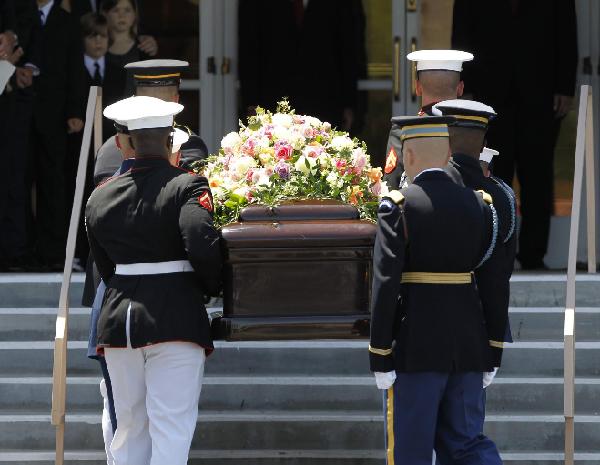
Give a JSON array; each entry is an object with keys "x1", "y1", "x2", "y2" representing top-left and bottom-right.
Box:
[
  {"x1": 104, "y1": 96, "x2": 184, "y2": 131},
  {"x1": 407, "y1": 50, "x2": 474, "y2": 72},
  {"x1": 432, "y1": 99, "x2": 496, "y2": 115},
  {"x1": 172, "y1": 127, "x2": 190, "y2": 153},
  {"x1": 124, "y1": 59, "x2": 189, "y2": 69},
  {"x1": 480, "y1": 147, "x2": 499, "y2": 163}
]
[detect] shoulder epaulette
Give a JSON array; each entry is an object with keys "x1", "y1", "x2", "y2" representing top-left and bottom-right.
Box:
[
  {"x1": 387, "y1": 190, "x2": 405, "y2": 205},
  {"x1": 476, "y1": 189, "x2": 493, "y2": 205}
]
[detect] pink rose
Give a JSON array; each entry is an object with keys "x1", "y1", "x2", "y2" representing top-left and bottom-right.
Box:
[
  {"x1": 336, "y1": 159, "x2": 348, "y2": 174},
  {"x1": 303, "y1": 126, "x2": 316, "y2": 139},
  {"x1": 274, "y1": 141, "x2": 293, "y2": 160}
]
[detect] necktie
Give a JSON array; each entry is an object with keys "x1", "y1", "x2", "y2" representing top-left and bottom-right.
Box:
[
  {"x1": 39, "y1": 10, "x2": 45, "y2": 26},
  {"x1": 93, "y1": 62, "x2": 102, "y2": 86},
  {"x1": 292, "y1": 0, "x2": 304, "y2": 28}
]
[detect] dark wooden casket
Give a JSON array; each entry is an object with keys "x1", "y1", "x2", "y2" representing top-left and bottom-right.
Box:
[{"x1": 211, "y1": 200, "x2": 376, "y2": 341}]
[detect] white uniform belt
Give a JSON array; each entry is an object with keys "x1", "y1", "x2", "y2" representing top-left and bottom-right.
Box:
[{"x1": 115, "y1": 260, "x2": 194, "y2": 275}]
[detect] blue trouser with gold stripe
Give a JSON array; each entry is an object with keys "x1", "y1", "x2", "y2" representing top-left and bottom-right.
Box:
[{"x1": 383, "y1": 372, "x2": 502, "y2": 465}]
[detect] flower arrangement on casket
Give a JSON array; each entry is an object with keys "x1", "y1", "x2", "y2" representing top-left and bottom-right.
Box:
[{"x1": 197, "y1": 100, "x2": 385, "y2": 228}]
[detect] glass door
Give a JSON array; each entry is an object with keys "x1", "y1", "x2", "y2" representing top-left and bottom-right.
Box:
[{"x1": 355, "y1": 0, "x2": 419, "y2": 169}]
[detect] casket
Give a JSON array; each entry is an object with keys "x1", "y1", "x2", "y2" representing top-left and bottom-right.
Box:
[{"x1": 211, "y1": 200, "x2": 377, "y2": 341}]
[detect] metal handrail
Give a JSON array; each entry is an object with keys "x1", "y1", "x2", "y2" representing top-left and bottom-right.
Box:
[
  {"x1": 564, "y1": 84, "x2": 597, "y2": 465},
  {"x1": 51, "y1": 86, "x2": 102, "y2": 465}
]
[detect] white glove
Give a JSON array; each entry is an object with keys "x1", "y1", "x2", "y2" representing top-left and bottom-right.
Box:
[
  {"x1": 374, "y1": 371, "x2": 397, "y2": 390},
  {"x1": 483, "y1": 367, "x2": 499, "y2": 388}
]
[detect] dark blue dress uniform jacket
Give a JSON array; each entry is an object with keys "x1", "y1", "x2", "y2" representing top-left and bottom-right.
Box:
[
  {"x1": 369, "y1": 170, "x2": 498, "y2": 373},
  {"x1": 447, "y1": 153, "x2": 517, "y2": 362},
  {"x1": 85, "y1": 157, "x2": 222, "y2": 352}
]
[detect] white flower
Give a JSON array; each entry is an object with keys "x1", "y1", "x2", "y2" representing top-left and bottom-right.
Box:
[
  {"x1": 326, "y1": 171, "x2": 338, "y2": 187},
  {"x1": 273, "y1": 125, "x2": 292, "y2": 142},
  {"x1": 304, "y1": 115, "x2": 322, "y2": 127},
  {"x1": 331, "y1": 135, "x2": 354, "y2": 151},
  {"x1": 294, "y1": 155, "x2": 318, "y2": 175},
  {"x1": 221, "y1": 132, "x2": 242, "y2": 154},
  {"x1": 272, "y1": 113, "x2": 294, "y2": 128},
  {"x1": 232, "y1": 155, "x2": 257, "y2": 177},
  {"x1": 352, "y1": 147, "x2": 368, "y2": 171},
  {"x1": 256, "y1": 173, "x2": 272, "y2": 187}
]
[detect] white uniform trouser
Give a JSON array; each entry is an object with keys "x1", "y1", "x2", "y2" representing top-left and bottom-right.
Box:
[
  {"x1": 99, "y1": 379, "x2": 115, "y2": 465},
  {"x1": 104, "y1": 342, "x2": 206, "y2": 465}
]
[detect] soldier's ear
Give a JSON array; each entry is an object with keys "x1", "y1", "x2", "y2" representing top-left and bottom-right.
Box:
[
  {"x1": 457, "y1": 80, "x2": 465, "y2": 97},
  {"x1": 415, "y1": 80, "x2": 423, "y2": 97},
  {"x1": 115, "y1": 135, "x2": 122, "y2": 149}
]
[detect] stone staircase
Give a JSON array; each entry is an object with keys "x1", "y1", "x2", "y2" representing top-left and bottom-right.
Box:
[{"x1": 0, "y1": 272, "x2": 599, "y2": 464}]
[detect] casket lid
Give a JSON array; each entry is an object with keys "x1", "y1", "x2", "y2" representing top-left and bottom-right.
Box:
[{"x1": 222, "y1": 200, "x2": 376, "y2": 248}]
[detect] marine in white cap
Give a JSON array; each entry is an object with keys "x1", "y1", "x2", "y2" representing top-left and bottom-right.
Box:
[
  {"x1": 383, "y1": 50, "x2": 474, "y2": 190},
  {"x1": 85, "y1": 95, "x2": 222, "y2": 465}
]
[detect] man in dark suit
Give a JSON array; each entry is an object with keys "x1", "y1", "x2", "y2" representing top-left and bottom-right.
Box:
[
  {"x1": 238, "y1": 0, "x2": 365, "y2": 131},
  {"x1": 369, "y1": 115, "x2": 504, "y2": 465},
  {"x1": 27, "y1": 0, "x2": 86, "y2": 269},
  {"x1": 0, "y1": 0, "x2": 38, "y2": 271},
  {"x1": 452, "y1": 0, "x2": 578, "y2": 269}
]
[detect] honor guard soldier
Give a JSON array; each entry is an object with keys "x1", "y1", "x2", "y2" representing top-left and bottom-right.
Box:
[
  {"x1": 433, "y1": 99, "x2": 516, "y2": 354},
  {"x1": 86, "y1": 95, "x2": 222, "y2": 465},
  {"x1": 383, "y1": 50, "x2": 473, "y2": 190},
  {"x1": 93, "y1": 59, "x2": 208, "y2": 184},
  {"x1": 432, "y1": 100, "x2": 517, "y2": 463},
  {"x1": 369, "y1": 115, "x2": 503, "y2": 465}
]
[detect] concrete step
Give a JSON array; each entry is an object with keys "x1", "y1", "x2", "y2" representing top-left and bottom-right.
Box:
[
  {"x1": 509, "y1": 308, "x2": 600, "y2": 342},
  {"x1": 0, "y1": 450, "x2": 599, "y2": 465},
  {"x1": 0, "y1": 273, "x2": 599, "y2": 309},
  {"x1": 0, "y1": 309, "x2": 91, "y2": 342},
  {"x1": 2, "y1": 376, "x2": 599, "y2": 416},
  {"x1": 3, "y1": 307, "x2": 598, "y2": 343},
  {"x1": 1, "y1": 341, "x2": 599, "y2": 377},
  {"x1": 1, "y1": 412, "x2": 599, "y2": 452},
  {"x1": 507, "y1": 274, "x2": 600, "y2": 307},
  {"x1": 0, "y1": 274, "x2": 85, "y2": 308}
]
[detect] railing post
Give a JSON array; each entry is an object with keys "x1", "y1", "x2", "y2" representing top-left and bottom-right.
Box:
[
  {"x1": 564, "y1": 84, "x2": 591, "y2": 465},
  {"x1": 584, "y1": 87, "x2": 596, "y2": 273},
  {"x1": 51, "y1": 86, "x2": 99, "y2": 465}
]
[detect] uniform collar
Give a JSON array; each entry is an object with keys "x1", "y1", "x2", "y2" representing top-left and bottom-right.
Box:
[
  {"x1": 132, "y1": 156, "x2": 171, "y2": 168},
  {"x1": 412, "y1": 168, "x2": 451, "y2": 184},
  {"x1": 418, "y1": 102, "x2": 437, "y2": 116},
  {"x1": 452, "y1": 152, "x2": 483, "y2": 174}
]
